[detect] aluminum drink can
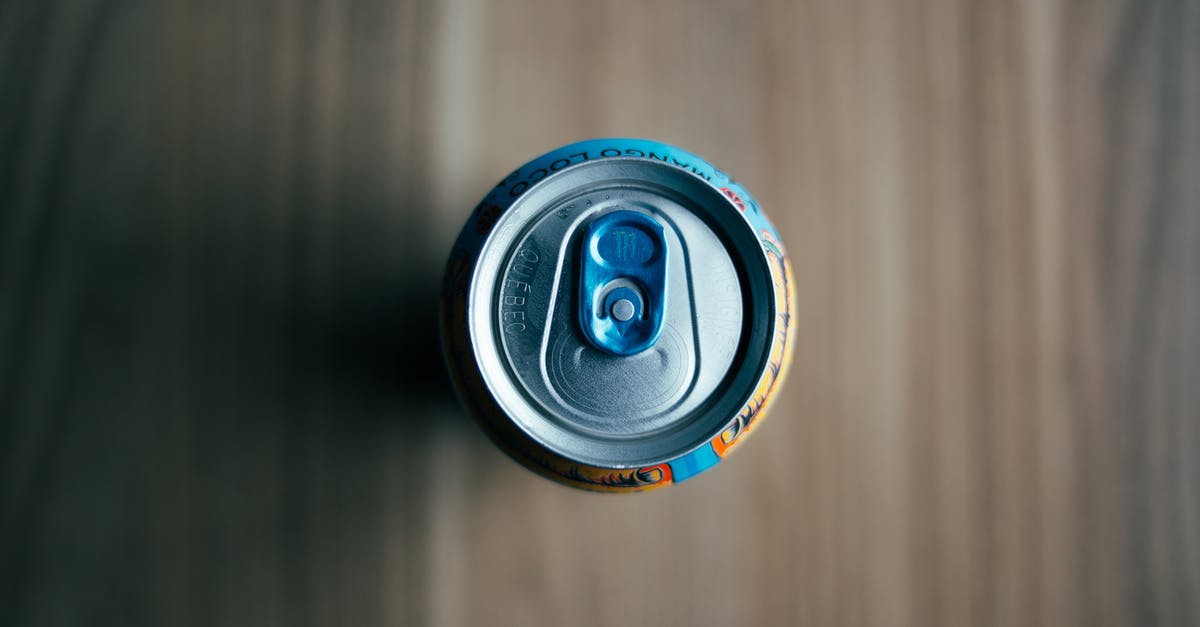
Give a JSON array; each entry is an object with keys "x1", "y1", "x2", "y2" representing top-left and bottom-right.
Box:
[{"x1": 440, "y1": 138, "x2": 794, "y2": 492}]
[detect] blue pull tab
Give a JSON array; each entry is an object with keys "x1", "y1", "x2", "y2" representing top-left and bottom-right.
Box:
[{"x1": 579, "y1": 211, "x2": 668, "y2": 356}]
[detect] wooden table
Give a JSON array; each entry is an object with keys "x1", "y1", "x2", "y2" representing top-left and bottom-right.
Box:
[{"x1": 2, "y1": 1, "x2": 1197, "y2": 625}]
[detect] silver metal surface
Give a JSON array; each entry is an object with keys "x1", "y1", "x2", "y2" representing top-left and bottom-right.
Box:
[
  {"x1": 611, "y1": 299, "x2": 635, "y2": 322},
  {"x1": 468, "y1": 159, "x2": 776, "y2": 467}
]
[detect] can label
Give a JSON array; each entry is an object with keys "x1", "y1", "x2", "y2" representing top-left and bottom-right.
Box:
[{"x1": 441, "y1": 138, "x2": 795, "y2": 492}]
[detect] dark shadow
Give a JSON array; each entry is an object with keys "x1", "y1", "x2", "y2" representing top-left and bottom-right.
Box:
[{"x1": 294, "y1": 269, "x2": 457, "y2": 413}]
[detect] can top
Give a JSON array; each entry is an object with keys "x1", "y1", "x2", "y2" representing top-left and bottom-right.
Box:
[{"x1": 466, "y1": 156, "x2": 777, "y2": 468}]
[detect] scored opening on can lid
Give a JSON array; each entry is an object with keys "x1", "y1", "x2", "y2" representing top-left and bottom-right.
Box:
[{"x1": 466, "y1": 157, "x2": 776, "y2": 469}]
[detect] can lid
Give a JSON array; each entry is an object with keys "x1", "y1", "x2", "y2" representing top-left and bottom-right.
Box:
[{"x1": 467, "y1": 158, "x2": 776, "y2": 468}]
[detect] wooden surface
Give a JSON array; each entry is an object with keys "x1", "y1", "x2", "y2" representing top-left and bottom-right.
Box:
[{"x1": 2, "y1": 0, "x2": 1198, "y2": 625}]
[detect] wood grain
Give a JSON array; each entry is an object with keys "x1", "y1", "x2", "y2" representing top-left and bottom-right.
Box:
[{"x1": 1, "y1": 0, "x2": 1197, "y2": 625}]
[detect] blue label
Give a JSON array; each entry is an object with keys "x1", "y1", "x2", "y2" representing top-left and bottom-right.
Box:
[{"x1": 668, "y1": 443, "x2": 721, "y2": 483}]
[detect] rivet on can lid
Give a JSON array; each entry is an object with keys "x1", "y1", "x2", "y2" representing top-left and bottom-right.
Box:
[{"x1": 611, "y1": 298, "x2": 635, "y2": 321}]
